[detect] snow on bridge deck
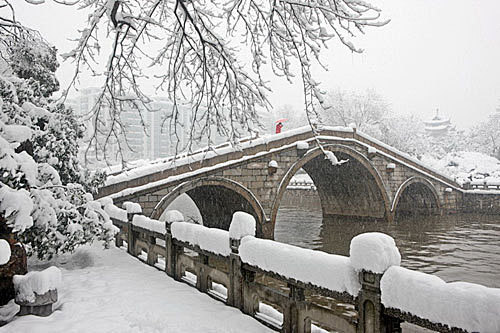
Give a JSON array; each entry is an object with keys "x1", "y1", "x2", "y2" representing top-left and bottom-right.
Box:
[{"x1": 100, "y1": 126, "x2": 461, "y2": 201}]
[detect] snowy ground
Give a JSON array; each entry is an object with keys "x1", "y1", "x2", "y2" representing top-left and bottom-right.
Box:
[{"x1": 1, "y1": 244, "x2": 272, "y2": 333}]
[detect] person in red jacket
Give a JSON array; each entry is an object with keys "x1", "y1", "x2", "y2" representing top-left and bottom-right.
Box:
[{"x1": 275, "y1": 122, "x2": 283, "y2": 134}]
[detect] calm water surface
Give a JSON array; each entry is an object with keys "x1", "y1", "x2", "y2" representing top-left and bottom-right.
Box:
[{"x1": 275, "y1": 207, "x2": 500, "y2": 288}]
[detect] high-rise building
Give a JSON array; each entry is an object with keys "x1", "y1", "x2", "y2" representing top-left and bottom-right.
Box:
[{"x1": 66, "y1": 89, "x2": 192, "y2": 168}]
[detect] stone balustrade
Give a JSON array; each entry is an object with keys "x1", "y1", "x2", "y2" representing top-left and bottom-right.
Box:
[{"x1": 111, "y1": 212, "x2": 498, "y2": 333}]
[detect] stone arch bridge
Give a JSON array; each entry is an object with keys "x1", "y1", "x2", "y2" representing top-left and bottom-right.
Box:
[{"x1": 98, "y1": 127, "x2": 464, "y2": 239}]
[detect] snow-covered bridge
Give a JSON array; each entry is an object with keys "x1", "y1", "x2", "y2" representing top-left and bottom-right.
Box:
[{"x1": 98, "y1": 126, "x2": 464, "y2": 238}]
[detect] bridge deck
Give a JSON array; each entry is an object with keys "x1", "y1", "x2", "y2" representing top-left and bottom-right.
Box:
[{"x1": 99, "y1": 126, "x2": 461, "y2": 200}]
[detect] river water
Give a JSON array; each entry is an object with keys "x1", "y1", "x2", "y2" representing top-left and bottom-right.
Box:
[{"x1": 275, "y1": 206, "x2": 500, "y2": 288}]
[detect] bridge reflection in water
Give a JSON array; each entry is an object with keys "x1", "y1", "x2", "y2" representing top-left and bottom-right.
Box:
[{"x1": 276, "y1": 195, "x2": 500, "y2": 289}]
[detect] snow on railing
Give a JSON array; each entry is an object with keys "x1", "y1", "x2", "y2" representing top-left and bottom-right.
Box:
[
  {"x1": 104, "y1": 203, "x2": 128, "y2": 222},
  {"x1": 171, "y1": 222, "x2": 230, "y2": 257},
  {"x1": 239, "y1": 236, "x2": 361, "y2": 297},
  {"x1": 132, "y1": 215, "x2": 166, "y2": 235},
  {"x1": 381, "y1": 266, "x2": 500, "y2": 332}
]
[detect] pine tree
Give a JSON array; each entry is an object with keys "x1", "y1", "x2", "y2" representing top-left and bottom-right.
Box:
[{"x1": 0, "y1": 30, "x2": 116, "y2": 260}]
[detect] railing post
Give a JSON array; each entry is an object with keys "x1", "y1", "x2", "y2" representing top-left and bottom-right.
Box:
[
  {"x1": 127, "y1": 212, "x2": 139, "y2": 257},
  {"x1": 241, "y1": 268, "x2": 256, "y2": 316},
  {"x1": 228, "y1": 237, "x2": 243, "y2": 309},
  {"x1": 283, "y1": 284, "x2": 304, "y2": 333},
  {"x1": 114, "y1": 220, "x2": 124, "y2": 248},
  {"x1": 196, "y1": 254, "x2": 209, "y2": 293},
  {"x1": 146, "y1": 235, "x2": 157, "y2": 266},
  {"x1": 351, "y1": 232, "x2": 403, "y2": 333},
  {"x1": 165, "y1": 222, "x2": 179, "y2": 279},
  {"x1": 357, "y1": 270, "x2": 401, "y2": 333}
]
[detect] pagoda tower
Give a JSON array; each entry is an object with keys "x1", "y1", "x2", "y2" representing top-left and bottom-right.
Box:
[{"x1": 424, "y1": 109, "x2": 451, "y2": 137}]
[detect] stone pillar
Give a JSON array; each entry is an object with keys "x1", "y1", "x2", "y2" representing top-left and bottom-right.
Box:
[
  {"x1": 196, "y1": 254, "x2": 209, "y2": 293},
  {"x1": 146, "y1": 235, "x2": 157, "y2": 266},
  {"x1": 115, "y1": 229, "x2": 123, "y2": 248},
  {"x1": 241, "y1": 268, "x2": 256, "y2": 316},
  {"x1": 127, "y1": 212, "x2": 139, "y2": 256},
  {"x1": 165, "y1": 222, "x2": 180, "y2": 279},
  {"x1": 283, "y1": 284, "x2": 305, "y2": 333},
  {"x1": 350, "y1": 233, "x2": 402, "y2": 333},
  {"x1": 357, "y1": 270, "x2": 401, "y2": 332},
  {"x1": 17, "y1": 289, "x2": 58, "y2": 317},
  {"x1": 228, "y1": 237, "x2": 243, "y2": 309}
]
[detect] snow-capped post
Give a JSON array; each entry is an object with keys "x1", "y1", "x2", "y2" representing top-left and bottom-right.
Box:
[
  {"x1": 13, "y1": 266, "x2": 61, "y2": 317},
  {"x1": 367, "y1": 146, "x2": 377, "y2": 160},
  {"x1": 268, "y1": 160, "x2": 278, "y2": 175},
  {"x1": 296, "y1": 141, "x2": 309, "y2": 156},
  {"x1": 349, "y1": 233, "x2": 402, "y2": 332},
  {"x1": 386, "y1": 163, "x2": 396, "y2": 173},
  {"x1": 164, "y1": 211, "x2": 184, "y2": 278},
  {"x1": 228, "y1": 212, "x2": 256, "y2": 309},
  {"x1": 122, "y1": 202, "x2": 142, "y2": 256}
]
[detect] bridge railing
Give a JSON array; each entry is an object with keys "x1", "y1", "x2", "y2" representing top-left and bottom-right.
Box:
[
  {"x1": 464, "y1": 179, "x2": 500, "y2": 191},
  {"x1": 109, "y1": 207, "x2": 500, "y2": 333}
]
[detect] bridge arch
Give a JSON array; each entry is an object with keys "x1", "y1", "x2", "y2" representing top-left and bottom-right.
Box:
[
  {"x1": 391, "y1": 176, "x2": 441, "y2": 217},
  {"x1": 151, "y1": 177, "x2": 266, "y2": 233},
  {"x1": 270, "y1": 144, "x2": 391, "y2": 237}
]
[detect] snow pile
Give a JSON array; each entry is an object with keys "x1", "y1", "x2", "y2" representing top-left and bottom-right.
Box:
[
  {"x1": 268, "y1": 160, "x2": 278, "y2": 168},
  {"x1": 13, "y1": 266, "x2": 62, "y2": 303},
  {"x1": 97, "y1": 197, "x2": 113, "y2": 207},
  {"x1": 171, "y1": 222, "x2": 230, "y2": 256},
  {"x1": 0, "y1": 299, "x2": 19, "y2": 323},
  {"x1": 229, "y1": 212, "x2": 256, "y2": 240},
  {"x1": 296, "y1": 141, "x2": 309, "y2": 150},
  {"x1": 132, "y1": 215, "x2": 166, "y2": 234},
  {"x1": 381, "y1": 266, "x2": 500, "y2": 332},
  {"x1": 324, "y1": 151, "x2": 348, "y2": 166},
  {"x1": 104, "y1": 203, "x2": 128, "y2": 222},
  {"x1": 256, "y1": 303, "x2": 283, "y2": 328},
  {"x1": 164, "y1": 210, "x2": 184, "y2": 224},
  {"x1": 0, "y1": 185, "x2": 33, "y2": 233},
  {"x1": 290, "y1": 173, "x2": 313, "y2": 184},
  {"x1": 0, "y1": 239, "x2": 11, "y2": 265},
  {"x1": 349, "y1": 232, "x2": 401, "y2": 274},
  {"x1": 368, "y1": 146, "x2": 377, "y2": 154},
  {"x1": 122, "y1": 201, "x2": 142, "y2": 214},
  {"x1": 421, "y1": 151, "x2": 500, "y2": 185},
  {"x1": 239, "y1": 236, "x2": 360, "y2": 296}
]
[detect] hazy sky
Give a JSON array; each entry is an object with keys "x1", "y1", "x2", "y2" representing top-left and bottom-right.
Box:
[{"x1": 13, "y1": 0, "x2": 500, "y2": 128}]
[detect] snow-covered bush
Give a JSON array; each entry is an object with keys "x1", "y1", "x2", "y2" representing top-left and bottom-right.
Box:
[{"x1": 0, "y1": 29, "x2": 116, "y2": 259}]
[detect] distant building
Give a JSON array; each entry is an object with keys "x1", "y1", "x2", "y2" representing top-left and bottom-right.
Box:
[
  {"x1": 424, "y1": 109, "x2": 451, "y2": 137},
  {"x1": 67, "y1": 89, "x2": 192, "y2": 168}
]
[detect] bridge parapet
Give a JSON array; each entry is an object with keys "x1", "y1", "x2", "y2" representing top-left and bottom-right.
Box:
[{"x1": 110, "y1": 210, "x2": 499, "y2": 332}]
